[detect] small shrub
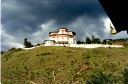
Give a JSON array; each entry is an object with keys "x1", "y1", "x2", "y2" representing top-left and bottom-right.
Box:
[
  {"x1": 8, "y1": 47, "x2": 16, "y2": 51},
  {"x1": 1, "y1": 51, "x2": 5, "y2": 54},
  {"x1": 123, "y1": 42, "x2": 128, "y2": 47},
  {"x1": 36, "y1": 52, "x2": 51, "y2": 56},
  {"x1": 42, "y1": 52, "x2": 50, "y2": 55},
  {"x1": 35, "y1": 43, "x2": 41, "y2": 46},
  {"x1": 8, "y1": 48, "x2": 23, "y2": 52},
  {"x1": 122, "y1": 67, "x2": 128, "y2": 84},
  {"x1": 86, "y1": 70, "x2": 115, "y2": 84},
  {"x1": 108, "y1": 41, "x2": 112, "y2": 45}
]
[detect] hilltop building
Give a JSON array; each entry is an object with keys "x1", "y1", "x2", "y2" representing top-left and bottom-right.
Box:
[{"x1": 49, "y1": 28, "x2": 76, "y2": 44}]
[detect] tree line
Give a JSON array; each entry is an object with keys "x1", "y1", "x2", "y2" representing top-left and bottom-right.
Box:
[
  {"x1": 77, "y1": 35, "x2": 101, "y2": 44},
  {"x1": 77, "y1": 35, "x2": 114, "y2": 45}
]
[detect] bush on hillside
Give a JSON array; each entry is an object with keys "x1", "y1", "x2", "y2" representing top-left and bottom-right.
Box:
[
  {"x1": 123, "y1": 41, "x2": 128, "y2": 47},
  {"x1": 8, "y1": 48, "x2": 23, "y2": 52},
  {"x1": 1, "y1": 51, "x2": 5, "y2": 54},
  {"x1": 122, "y1": 67, "x2": 128, "y2": 84},
  {"x1": 108, "y1": 41, "x2": 112, "y2": 45},
  {"x1": 35, "y1": 43, "x2": 41, "y2": 46},
  {"x1": 86, "y1": 70, "x2": 116, "y2": 84}
]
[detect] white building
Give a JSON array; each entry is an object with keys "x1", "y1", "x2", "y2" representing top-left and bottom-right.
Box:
[
  {"x1": 49, "y1": 28, "x2": 76, "y2": 44},
  {"x1": 44, "y1": 40, "x2": 55, "y2": 46}
]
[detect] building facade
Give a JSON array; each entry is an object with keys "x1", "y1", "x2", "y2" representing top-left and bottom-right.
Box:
[
  {"x1": 49, "y1": 28, "x2": 76, "y2": 44},
  {"x1": 44, "y1": 40, "x2": 56, "y2": 46}
]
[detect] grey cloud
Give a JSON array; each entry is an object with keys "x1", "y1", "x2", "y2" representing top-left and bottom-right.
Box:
[
  {"x1": 68, "y1": 16, "x2": 107, "y2": 41},
  {"x1": 2, "y1": 0, "x2": 105, "y2": 33}
]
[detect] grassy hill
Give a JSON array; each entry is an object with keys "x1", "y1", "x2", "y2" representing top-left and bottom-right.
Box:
[{"x1": 1, "y1": 46, "x2": 128, "y2": 84}]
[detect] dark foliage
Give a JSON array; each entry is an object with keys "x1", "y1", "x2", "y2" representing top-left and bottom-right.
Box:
[
  {"x1": 86, "y1": 37, "x2": 91, "y2": 44},
  {"x1": 122, "y1": 68, "x2": 128, "y2": 84},
  {"x1": 77, "y1": 41, "x2": 85, "y2": 44},
  {"x1": 24, "y1": 38, "x2": 33, "y2": 48},
  {"x1": 102, "y1": 40, "x2": 107, "y2": 44},
  {"x1": 86, "y1": 70, "x2": 115, "y2": 84}
]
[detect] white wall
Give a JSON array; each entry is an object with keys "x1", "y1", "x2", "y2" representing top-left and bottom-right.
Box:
[
  {"x1": 50, "y1": 36, "x2": 76, "y2": 44},
  {"x1": 69, "y1": 37, "x2": 74, "y2": 44}
]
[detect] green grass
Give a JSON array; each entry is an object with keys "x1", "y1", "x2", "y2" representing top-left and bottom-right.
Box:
[{"x1": 1, "y1": 46, "x2": 128, "y2": 84}]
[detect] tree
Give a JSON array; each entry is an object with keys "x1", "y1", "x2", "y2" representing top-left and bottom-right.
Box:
[
  {"x1": 77, "y1": 41, "x2": 81, "y2": 44},
  {"x1": 108, "y1": 40, "x2": 112, "y2": 45},
  {"x1": 24, "y1": 38, "x2": 33, "y2": 48},
  {"x1": 94, "y1": 38, "x2": 101, "y2": 44},
  {"x1": 91, "y1": 35, "x2": 95, "y2": 43},
  {"x1": 86, "y1": 37, "x2": 91, "y2": 44},
  {"x1": 24, "y1": 38, "x2": 28, "y2": 48},
  {"x1": 103, "y1": 40, "x2": 107, "y2": 44},
  {"x1": 91, "y1": 35, "x2": 101, "y2": 44}
]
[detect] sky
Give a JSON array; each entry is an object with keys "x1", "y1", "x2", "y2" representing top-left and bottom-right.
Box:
[{"x1": 1, "y1": 0, "x2": 128, "y2": 51}]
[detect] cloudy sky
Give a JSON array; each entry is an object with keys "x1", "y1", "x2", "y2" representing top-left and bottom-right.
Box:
[{"x1": 1, "y1": 0, "x2": 128, "y2": 51}]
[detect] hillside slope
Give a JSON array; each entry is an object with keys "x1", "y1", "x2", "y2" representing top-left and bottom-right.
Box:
[{"x1": 1, "y1": 46, "x2": 128, "y2": 84}]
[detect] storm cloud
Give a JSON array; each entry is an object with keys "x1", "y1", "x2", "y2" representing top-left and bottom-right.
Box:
[{"x1": 1, "y1": 0, "x2": 128, "y2": 50}]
